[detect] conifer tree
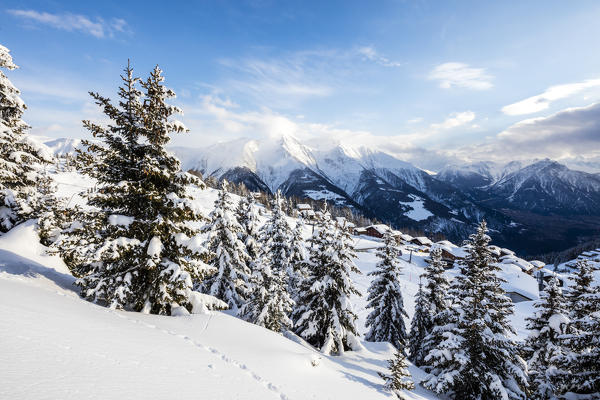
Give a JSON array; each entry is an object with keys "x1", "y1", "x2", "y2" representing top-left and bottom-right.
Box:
[
  {"x1": 241, "y1": 192, "x2": 294, "y2": 332},
  {"x1": 202, "y1": 181, "x2": 250, "y2": 312},
  {"x1": 0, "y1": 44, "x2": 53, "y2": 232},
  {"x1": 421, "y1": 221, "x2": 528, "y2": 400},
  {"x1": 567, "y1": 259, "x2": 597, "y2": 320},
  {"x1": 236, "y1": 192, "x2": 260, "y2": 262},
  {"x1": 413, "y1": 246, "x2": 451, "y2": 368},
  {"x1": 365, "y1": 228, "x2": 409, "y2": 351},
  {"x1": 423, "y1": 246, "x2": 450, "y2": 314},
  {"x1": 261, "y1": 191, "x2": 293, "y2": 276},
  {"x1": 557, "y1": 260, "x2": 600, "y2": 396},
  {"x1": 524, "y1": 277, "x2": 569, "y2": 400},
  {"x1": 56, "y1": 64, "x2": 207, "y2": 315},
  {"x1": 293, "y1": 206, "x2": 361, "y2": 355},
  {"x1": 379, "y1": 349, "x2": 415, "y2": 394},
  {"x1": 287, "y1": 216, "x2": 307, "y2": 299},
  {"x1": 408, "y1": 279, "x2": 431, "y2": 366}
]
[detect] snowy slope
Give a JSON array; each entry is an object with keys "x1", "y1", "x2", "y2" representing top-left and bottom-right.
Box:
[
  {"x1": 0, "y1": 221, "x2": 439, "y2": 400},
  {"x1": 0, "y1": 168, "x2": 542, "y2": 400}
]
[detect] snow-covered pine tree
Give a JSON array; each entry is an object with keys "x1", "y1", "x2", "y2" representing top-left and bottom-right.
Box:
[
  {"x1": 0, "y1": 44, "x2": 27, "y2": 133},
  {"x1": 557, "y1": 260, "x2": 600, "y2": 396},
  {"x1": 235, "y1": 192, "x2": 261, "y2": 262},
  {"x1": 524, "y1": 277, "x2": 569, "y2": 400},
  {"x1": 0, "y1": 43, "x2": 54, "y2": 233},
  {"x1": 365, "y1": 227, "x2": 409, "y2": 351},
  {"x1": 56, "y1": 64, "x2": 207, "y2": 315},
  {"x1": 241, "y1": 192, "x2": 294, "y2": 332},
  {"x1": 202, "y1": 180, "x2": 250, "y2": 312},
  {"x1": 421, "y1": 221, "x2": 528, "y2": 400},
  {"x1": 412, "y1": 246, "x2": 451, "y2": 368},
  {"x1": 408, "y1": 278, "x2": 431, "y2": 366},
  {"x1": 287, "y1": 216, "x2": 307, "y2": 300},
  {"x1": 567, "y1": 259, "x2": 598, "y2": 320},
  {"x1": 293, "y1": 205, "x2": 361, "y2": 355},
  {"x1": 424, "y1": 246, "x2": 450, "y2": 315},
  {"x1": 379, "y1": 349, "x2": 415, "y2": 394},
  {"x1": 260, "y1": 191, "x2": 293, "y2": 277}
]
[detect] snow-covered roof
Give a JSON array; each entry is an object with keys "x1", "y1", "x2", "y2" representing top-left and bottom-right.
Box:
[
  {"x1": 297, "y1": 203, "x2": 311, "y2": 210},
  {"x1": 367, "y1": 224, "x2": 389, "y2": 235},
  {"x1": 500, "y1": 255, "x2": 534, "y2": 272},
  {"x1": 396, "y1": 233, "x2": 413, "y2": 242},
  {"x1": 497, "y1": 263, "x2": 539, "y2": 301},
  {"x1": 412, "y1": 236, "x2": 433, "y2": 246},
  {"x1": 431, "y1": 241, "x2": 467, "y2": 259}
]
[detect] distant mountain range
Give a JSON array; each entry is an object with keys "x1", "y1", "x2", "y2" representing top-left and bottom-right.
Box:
[{"x1": 42, "y1": 135, "x2": 600, "y2": 256}]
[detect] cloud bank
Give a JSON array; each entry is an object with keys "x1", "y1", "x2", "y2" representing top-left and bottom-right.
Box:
[{"x1": 458, "y1": 102, "x2": 600, "y2": 163}]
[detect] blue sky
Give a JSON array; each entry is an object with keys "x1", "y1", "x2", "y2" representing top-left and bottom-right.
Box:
[{"x1": 2, "y1": 0, "x2": 600, "y2": 169}]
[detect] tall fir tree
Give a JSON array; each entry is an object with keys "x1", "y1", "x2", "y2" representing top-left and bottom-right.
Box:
[
  {"x1": 202, "y1": 181, "x2": 250, "y2": 312},
  {"x1": 556, "y1": 260, "x2": 600, "y2": 396},
  {"x1": 56, "y1": 64, "x2": 207, "y2": 315},
  {"x1": 287, "y1": 216, "x2": 307, "y2": 300},
  {"x1": 0, "y1": 44, "x2": 53, "y2": 233},
  {"x1": 293, "y1": 206, "x2": 361, "y2": 355},
  {"x1": 413, "y1": 246, "x2": 452, "y2": 368},
  {"x1": 524, "y1": 277, "x2": 570, "y2": 400},
  {"x1": 421, "y1": 221, "x2": 528, "y2": 400},
  {"x1": 241, "y1": 192, "x2": 294, "y2": 332},
  {"x1": 408, "y1": 279, "x2": 431, "y2": 366},
  {"x1": 423, "y1": 246, "x2": 450, "y2": 315},
  {"x1": 567, "y1": 259, "x2": 597, "y2": 320},
  {"x1": 236, "y1": 192, "x2": 261, "y2": 262},
  {"x1": 365, "y1": 228, "x2": 409, "y2": 351}
]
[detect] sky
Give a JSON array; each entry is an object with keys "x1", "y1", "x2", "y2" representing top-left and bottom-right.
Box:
[{"x1": 2, "y1": 0, "x2": 600, "y2": 171}]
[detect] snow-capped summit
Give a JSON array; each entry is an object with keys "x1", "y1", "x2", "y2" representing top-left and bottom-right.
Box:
[{"x1": 486, "y1": 159, "x2": 600, "y2": 214}]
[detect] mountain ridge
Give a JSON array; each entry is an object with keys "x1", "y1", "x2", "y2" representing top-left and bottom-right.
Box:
[{"x1": 39, "y1": 135, "x2": 600, "y2": 255}]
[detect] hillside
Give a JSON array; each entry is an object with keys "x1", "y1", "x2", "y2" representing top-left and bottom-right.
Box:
[{"x1": 0, "y1": 166, "x2": 549, "y2": 400}]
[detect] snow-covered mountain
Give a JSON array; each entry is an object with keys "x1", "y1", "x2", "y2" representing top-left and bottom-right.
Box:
[
  {"x1": 41, "y1": 135, "x2": 600, "y2": 255},
  {"x1": 176, "y1": 136, "x2": 518, "y2": 248},
  {"x1": 435, "y1": 159, "x2": 600, "y2": 255},
  {"x1": 42, "y1": 137, "x2": 84, "y2": 156},
  {"x1": 484, "y1": 159, "x2": 600, "y2": 215},
  {"x1": 437, "y1": 159, "x2": 600, "y2": 215}
]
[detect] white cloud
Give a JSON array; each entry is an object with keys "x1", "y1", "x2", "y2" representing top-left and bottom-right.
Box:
[
  {"x1": 430, "y1": 111, "x2": 475, "y2": 130},
  {"x1": 357, "y1": 46, "x2": 403, "y2": 67},
  {"x1": 501, "y1": 78, "x2": 600, "y2": 116},
  {"x1": 7, "y1": 9, "x2": 130, "y2": 38},
  {"x1": 217, "y1": 51, "x2": 342, "y2": 109},
  {"x1": 428, "y1": 62, "x2": 493, "y2": 90},
  {"x1": 455, "y1": 102, "x2": 600, "y2": 163}
]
